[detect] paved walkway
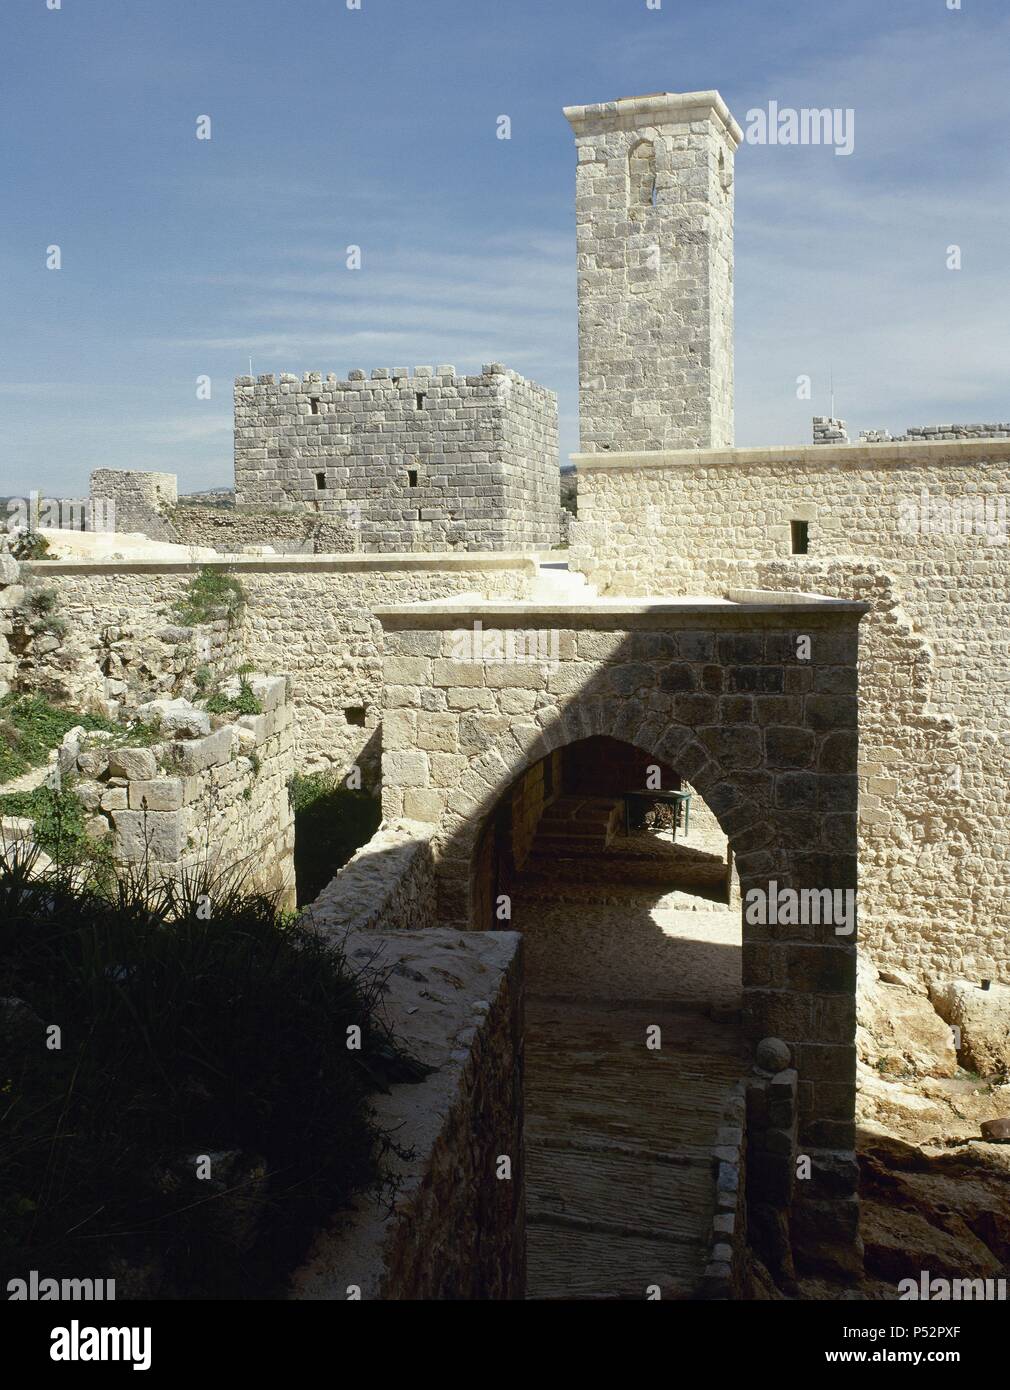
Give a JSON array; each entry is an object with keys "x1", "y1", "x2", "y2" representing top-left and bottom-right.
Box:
[{"x1": 515, "y1": 862, "x2": 744, "y2": 1299}]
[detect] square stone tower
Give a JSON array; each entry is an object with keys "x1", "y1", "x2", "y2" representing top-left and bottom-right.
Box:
[{"x1": 564, "y1": 91, "x2": 742, "y2": 454}]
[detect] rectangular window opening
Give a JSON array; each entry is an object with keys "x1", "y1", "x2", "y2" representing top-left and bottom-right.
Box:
[
  {"x1": 310, "y1": 397, "x2": 321, "y2": 415},
  {"x1": 315, "y1": 472, "x2": 327, "y2": 490},
  {"x1": 791, "y1": 519, "x2": 809, "y2": 554},
  {"x1": 408, "y1": 468, "x2": 418, "y2": 487},
  {"x1": 415, "y1": 392, "x2": 426, "y2": 410},
  {"x1": 344, "y1": 706, "x2": 366, "y2": 727}
]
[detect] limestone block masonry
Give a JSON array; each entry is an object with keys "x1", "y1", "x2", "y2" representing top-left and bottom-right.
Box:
[
  {"x1": 233, "y1": 365, "x2": 559, "y2": 553},
  {"x1": 304, "y1": 819, "x2": 436, "y2": 935},
  {"x1": 565, "y1": 92, "x2": 742, "y2": 454},
  {"x1": 375, "y1": 593, "x2": 864, "y2": 1257},
  {"x1": 19, "y1": 553, "x2": 537, "y2": 780},
  {"x1": 0, "y1": 555, "x2": 19, "y2": 696},
  {"x1": 569, "y1": 440, "x2": 1010, "y2": 981}
]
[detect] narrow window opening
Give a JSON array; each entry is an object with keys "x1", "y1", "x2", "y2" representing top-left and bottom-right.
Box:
[
  {"x1": 408, "y1": 468, "x2": 418, "y2": 487},
  {"x1": 629, "y1": 139, "x2": 657, "y2": 208},
  {"x1": 310, "y1": 397, "x2": 321, "y2": 415},
  {"x1": 344, "y1": 706, "x2": 366, "y2": 727},
  {"x1": 416, "y1": 392, "x2": 426, "y2": 410},
  {"x1": 719, "y1": 147, "x2": 733, "y2": 193},
  {"x1": 416, "y1": 509, "x2": 422, "y2": 522},
  {"x1": 315, "y1": 472, "x2": 326, "y2": 490},
  {"x1": 650, "y1": 179, "x2": 658, "y2": 208},
  {"x1": 791, "y1": 519, "x2": 809, "y2": 554}
]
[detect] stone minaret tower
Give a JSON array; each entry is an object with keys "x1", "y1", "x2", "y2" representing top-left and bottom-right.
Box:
[{"x1": 564, "y1": 91, "x2": 742, "y2": 454}]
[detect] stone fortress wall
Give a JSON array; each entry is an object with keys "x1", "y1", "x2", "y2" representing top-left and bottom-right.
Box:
[
  {"x1": 168, "y1": 502, "x2": 359, "y2": 555},
  {"x1": 58, "y1": 675, "x2": 296, "y2": 907},
  {"x1": 16, "y1": 553, "x2": 537, "y2": 783},
  {"x1": 569, "y1": 440, "x2": 1010, "y2": 981},
  {"x1": 558, "y1": 85, "x2": 1009, "y2": 986},
  {"x1": 233, "y1": 365, "x2": 559, "y2": 553}
]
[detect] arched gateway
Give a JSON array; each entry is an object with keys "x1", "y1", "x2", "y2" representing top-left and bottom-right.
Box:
[{"x1": 375, "y1": 590, "x2": 867, "y2": 1281}]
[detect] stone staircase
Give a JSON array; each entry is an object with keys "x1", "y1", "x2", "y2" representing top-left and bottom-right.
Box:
[
  {"x1": 530, "y1": 559, "x2": 597, "y2": 603},
  {"x1": 527, "y1": 795, "x2": 622, "y2": 859}
]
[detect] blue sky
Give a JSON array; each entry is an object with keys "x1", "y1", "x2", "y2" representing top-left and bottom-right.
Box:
[{"x1": 2, "y1": 0, "x2": 1009, "y2": 496}]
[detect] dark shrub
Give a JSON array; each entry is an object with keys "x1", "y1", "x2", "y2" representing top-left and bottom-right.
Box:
[{"x1": 0, "y1": 850, "x2": 417, "y2": 1298}]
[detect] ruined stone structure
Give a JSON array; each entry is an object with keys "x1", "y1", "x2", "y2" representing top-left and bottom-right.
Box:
[
  {"x1": 565, "y1": 92, "x2": 741, "y2": 453},
  {"x1": 815, "y1": 417, "x2": 1010, "y2": 446},
  {"x1": 54, "y1": 676, "x2": 295, "y2": 907},
  {"x1": 89, "y1": 468, "x2": 178, "y2": 541}
]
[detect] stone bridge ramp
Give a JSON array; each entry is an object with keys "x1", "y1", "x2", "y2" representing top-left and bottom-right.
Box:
[
  {"x1": 525, "y1": 998, "x2": 743, "y2": 1299},
  {"x1": 516, "y1": 871, "x2": 746, "y2": 1300}
]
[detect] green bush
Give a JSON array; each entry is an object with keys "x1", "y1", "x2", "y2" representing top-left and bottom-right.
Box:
[
  {"x1": 289, "y1": 774, "x2": 381, "y2": 906},
  {"x1": 25, "y1": 587, "x2": 57, "y2": 615},
  {"x1": 0, "y1": 785, "x2": 112, "y2": 883},
  {"x1": 0, "y1": 853, "x2": 423, "y2": 1298},
  {"x1": 9, "y1": 531, "x2": 50, "y2": 561},
  {"x1": 172, "y1": 567, "x2": 246, "y2": 628}
]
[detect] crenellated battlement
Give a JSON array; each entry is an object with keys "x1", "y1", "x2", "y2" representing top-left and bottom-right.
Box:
[{"x1": 234, "y1": 363, "x2": 552, "y2": 398}]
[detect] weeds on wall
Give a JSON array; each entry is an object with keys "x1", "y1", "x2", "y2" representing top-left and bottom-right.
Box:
[
  {"x1": 0, "y1": 784, "x2": 114, "y2": 885},
  {"x1": 20, "y1": 585, "x2": 69, "y2": 640},
  {"x1": 172, "y1": 566, "x2": 247, "y2": 628},
  {"x1": 0, "y1": 847, "x2": 420, "y2": 1298},
  {"x1": 0, "y1": 693, "x2": 160, "y2": 785},
  {"x1": 0, "y1": 694, "x2": 114, "y2": 784},
  {"x1": 288, "y1": 773, "x2": 381, "y2": 906},
  {"x1": 205, "y1": 678, "x2": 262, "y2": 717}
]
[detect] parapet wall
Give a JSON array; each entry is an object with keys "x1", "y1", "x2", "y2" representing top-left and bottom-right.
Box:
[
  {"x1": 814, "y1": 416, "x2": 1010, "y2": 445},
  {"x1": 291, "y1": 925, "x2": 524, "y2": 1299},
  {"x1": 168, "y1": 502, "x2": 358, "y2": 555},
  {"x1": 570, "y1": 440, "x2": 1010, "y2": 979},
  {"x1": 295, "y1": 822, "x2": 524, "y2": 1299},
  {"x1": 234, "y1": 366, "x2": 559, "y2": 553},
  {"x1": 305, "y1": 820, "x2": 436, "y2": 934}
]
